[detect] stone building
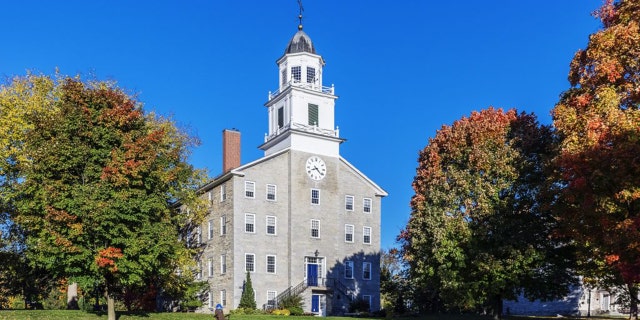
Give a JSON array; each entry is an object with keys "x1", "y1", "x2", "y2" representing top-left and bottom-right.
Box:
[{"x1": 191, "y1": 22, "x2": 387, "y2": 316}]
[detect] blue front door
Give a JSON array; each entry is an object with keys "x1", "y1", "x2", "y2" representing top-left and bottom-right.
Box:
[
  {"x1": 311, "y1": 294, "x2": 320, "y2": 313},
  {"x1": 307, "y1": 264, "x2": 318, "y2": 286}
]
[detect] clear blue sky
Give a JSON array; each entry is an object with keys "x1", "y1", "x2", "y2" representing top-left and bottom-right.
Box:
[{"x1": 1, "y1": 1, "x2": 603, "y2": 249}]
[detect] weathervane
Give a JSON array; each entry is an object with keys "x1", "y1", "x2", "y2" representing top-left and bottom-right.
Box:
[{"x1": 297, "y1": 0, "x2": 304, "y2": 30}]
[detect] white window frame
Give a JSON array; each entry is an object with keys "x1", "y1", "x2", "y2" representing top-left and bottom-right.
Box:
[
  {"x1": 196, "y1": 260, "x2": 202, "y2": 280},
  {"x1": 220, "y1": 184, "x2": 227, "y2": 202},
  {"x1": 245, "y1": 253, "x2": 255, "y2": 272},
  {"x1": 267, "y1": 290, "x2": 277, "y2": 309},
  {"x1": 345, "y1": 224, "x2": 354, "y2": 243},
  {"x1": 363, "y1": 198, "x2": 372, "y2": 213},
  {"x1": 363, "y1": 262, "x2": 372, "y2": 280},
  {"x1": 208, "y1": 291, "x2": 213, "y2": 308},
  {"x1": 307, "y1": 67, "x2": 316, "y2": 84},
  {"x1": 363, "y1": 226, "x2": 372, "y2": 244},
  {"x1": 220, "y1": 254, "x2": 227, "y2": 274},
  {"x1": 266, "y1": 184, "x2": 277, "y2": 201},
  {"x1": 311, "y1": 219, "x2": 320, "y2": 239},
  {"x1": 266, "y1": 215, "x2": 277, "y2": 235},
  {"x1": 345, "y1": 195, "x2": 354, "y2": 211},
  {"x1": 207, "y1": 258, "x2": 213, "y2": 277},
  {"x1": 245, "y1": 213, "x2": 256, "y2": 233},
  {"x1": 292, "y1": 66, "x2": 301, "y2": 83},
  {"x1": 362, "y1": 295, "x2": 372, "y2": 311},
  {"x1": 208, "y1": 191, "x2": 213, "y2": 204},
  {"x1": 345, "y1": 260, "x2": 354, "y2": 279},
  {"x1": 196, "y1": 226, "x2": 202, "y2": 245},
  {"x1": 245, "y1": 181, "x2": 255, "y2": 198},
  {"x1": 220, "y1": 289, "x2": 227, "y2": 307},
  {"x1": 220, "y1": 215, "x2": 227, "y2": 235},
  {"x1": 208, "y1": 220, "x2": 214, "y2": 239},
  {"x1": 311, "y1": 189, "x2": 320, "y2": 205},
  {"x1": 266, "y1": 255, "x2": 276, "y2": 274}
]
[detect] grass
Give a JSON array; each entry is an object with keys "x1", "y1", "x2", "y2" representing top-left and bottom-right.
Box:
[{"x1": 0, "y1": 310, "x2": 630, "y2": 320}]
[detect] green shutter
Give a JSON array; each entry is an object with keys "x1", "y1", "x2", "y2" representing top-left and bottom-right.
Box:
[{"x1": 308, "y1": 104, "x2": 318, "y2": 126}]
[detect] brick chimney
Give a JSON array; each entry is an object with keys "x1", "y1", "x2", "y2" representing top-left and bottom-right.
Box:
[{"x1": 222, "y1": 129, "x2": 241, "y2": 173}]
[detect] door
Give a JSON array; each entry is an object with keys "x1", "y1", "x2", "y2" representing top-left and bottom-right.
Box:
[
  {"x1": 311, "y1": 294, "x2": 320, "y2": 313},
  {"x1": 307, "y1": 264, "x2": 318, "y2": 286}
]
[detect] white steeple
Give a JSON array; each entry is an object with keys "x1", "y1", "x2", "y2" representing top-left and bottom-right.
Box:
[{"x1": 260, "y1": 22, "x2": 343, "y2": 157}]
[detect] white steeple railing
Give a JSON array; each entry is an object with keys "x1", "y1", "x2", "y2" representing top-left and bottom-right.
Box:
[
  {"x1": 264, "y1": 122, "x2": 339, "y2": 143},
  {"x1": 268, "y1": 82, "x2": 335, "y2": 101}
]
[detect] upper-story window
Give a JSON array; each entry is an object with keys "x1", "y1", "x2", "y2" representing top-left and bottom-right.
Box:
[
  {"x1": 220, "y1": 184, "x2": 227, "y2": 202},
  {"x1": 266, "y1": 184, "x2": 277, "y2": 201},
  {"x1": 363, "y1": 226, "x2": 372, "y2": 244},
  {"x1": 245, "y1": 253, "x2": 255, "y2": 272},
  {"x1": 277, "y1": 107, "x2": 284, "y2": 128},
  {"x1": 220, "y1": 215, "x2": 227, "y2": 235},
  {"x1": 363, "y1": 198, "x2": 372, "y2": 213},
  {"x1": 291, "y1": 66, "x2": 301, "y2": 83},
  {"x1": 311, "y1": 219, "x2": 320, "y2": 238},
  {"x1": 208, "y1": 191, "x2": 213, "y2": 204},
  {"x1": 311, "y1": 189, "x2": 320, "y2": 205},
  {"x1": 308, "y1": 104, "x2": 319, "y2": 126},
  {"x1": 220, "y1": 254, "x2": 227, "y2": 274},
  {"x1": 307, "y1": 67, "x2": 316, "y2": 83},
  {"x1": 345, "y1": 195, "x2": 354, "y2": 211},
  {"x1": 245, "y1": 181, "x2": 255, "y2": 198},
  {"x1": 345, "y1": 260, "x2": 354, "y2": 279},
  {"x1": 208, "y1": 220, "x2": 214, "y2": 240},
  {"x1": 345, "y1": 224, "x2": 354, "y2": 243},
  {"x1": 363, "y1": 262, "x2": 372, "y2": 280},
  {"x1": 245, "y1": 214, "x2": 255, "y2": 233},
  {"x1": 266, "y1": 216, "x2": 277, "y2": 235},
  {"x1": 266, "y1": 255, "x2": 276, "y2": 274},
  {"x1": 207, "y1": 258, "x2": 214, "y2": 277}
]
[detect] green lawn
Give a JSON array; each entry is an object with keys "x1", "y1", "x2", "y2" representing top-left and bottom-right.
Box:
[{"x1": 0, "y1": 310, "x2": 629, "y2": 320}]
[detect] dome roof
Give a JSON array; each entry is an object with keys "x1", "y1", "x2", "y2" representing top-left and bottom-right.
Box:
[{"x1": 284, "y1": 29, "x2": 316, "y2": 54}]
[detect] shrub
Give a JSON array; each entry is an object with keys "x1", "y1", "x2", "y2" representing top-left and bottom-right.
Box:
[
  {"x1": 272, "y1": 308, "x2": 291, "y2": 316},
  {"x1": 289, "y1": 306, "x2": 303, "y2": 316},
  {"x1": 277, "y1": 293, "x2": 303, "y2": 310}
]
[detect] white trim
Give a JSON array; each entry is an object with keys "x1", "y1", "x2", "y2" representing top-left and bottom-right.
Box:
[
  {"x1": 266, "y1": 255, "x2": 277, "y2": 274},
  {"x1": 266, "y1": 215, "x2": 277, "y2": 235},
  {"x1": 245, "y1": 253, "x2": 255, "y2": 272}
]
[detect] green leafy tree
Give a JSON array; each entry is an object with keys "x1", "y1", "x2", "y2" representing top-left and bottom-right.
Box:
[
  {"x1": 552, "y1": 0, "x2": 640, "y2": 318},
  {"x1": 239, "y1": 271, "x2": 256, "y2": 310},
  {"x1": 399, "y1": 108, "x2": 576, "y2": 319},
  {"x1": 380, "y1": 248, "x2": 409, "y2": 314},
  {"x1": 2, "y1": 75, "x2": 207, "y2": 320}
]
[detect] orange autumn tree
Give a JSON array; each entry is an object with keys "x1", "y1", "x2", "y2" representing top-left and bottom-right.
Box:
[
  {"x1": 6, "y1": 76, "x2": 207, "y2": 320},
  {"x1": 552, "y1": 0, "x2": 640, "y2": 318}
]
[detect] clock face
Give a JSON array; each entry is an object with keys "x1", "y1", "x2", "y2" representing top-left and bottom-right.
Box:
[{"x1": 306, "y1": 156, "x2": 327, "y2": 181}]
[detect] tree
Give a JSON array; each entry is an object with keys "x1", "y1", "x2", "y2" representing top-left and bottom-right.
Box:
[
  {"x1": 239, "y1": 271, "x2": 256, "y2": 310},
  {"x1": 552, "y1": 0, "x2": 640, "y2": 318},
  {"x1": 1, "y1": 75, "x2": 207, "y2": 320},
  {"x1": 399, "y1": 108, "x2": 576, "y2": 319},
  {"x1": 380, "y1": 248, "x2": 410, "y2": 314}
]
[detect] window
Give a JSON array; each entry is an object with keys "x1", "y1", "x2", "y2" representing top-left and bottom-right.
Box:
[
  {"x1": 277, "y1": 107, "x2": 284, "y2": 128},
  {"x1": 281, "y1": 68, "x2": 287, "y2": 86},
  {"x1": 311, "y1": 189, "x2": 320, "y2": 205},
  {"x1": 308, "y1": 104, "x2": 318, "y2": 126},
  {"x1": 208, "y1": 291, "x2": 213, "y2": 308},
  {"x1": 220, "y1": 289, "x2": 227, "y2": 307},
  {"x1": 345, "y1": 195, "x2": 354, "y2": 211},
  {"x1": 220, "y1": 215, "x2": 227, "y2": 235},
  {"x1": 266, "y1": 184, "x2": 277, "y2": 201},
  {"x1": 267, "y1": 291, "x2": 277, "y2": 309},
  {"x1": 220, "y1": 184, "x2": 227, "y2": 202},
  {"x1": 345, "y1": 224, "x2": 354, "y2": 243},
  {"x1": 363, "y1": 198, "x2": 372, "y2": 213},
  {"x1": 291, "y1": 66, "x2": 301, "y2": 83},
  {"x1": 363, "y1": 226, "x2": 372, "y2": 244},
  {"x1": 207, "y1": 258, "x2": 213, "y2": 277},
  {"x1": 196, "y1": 261, "x2": 202, "y2": 279},
  {"x1": 266, "y1": 255, "x2": 276, "y2": 274},
  {"x1": 196, "y1": 226, "x2": 202, "y2": 245},
  {"x1": 245, "y1": 181, "x2": 255, "y2": 198},
  {"x1": 362, "y1": 295, "x2": 372, "y2": 311},
  {"x1": 245, "y1": 214, "x2": 255, "y2": 233},
  {"x1": 208, "y1": 191, "x2": 213, "y2": 204},
  {"x1": 307, "y1": 67, "x2": 315, "y2": 83},
  {"x1": 220, "y1": 254, "x2": 227, "y2": 274},
  {"x1": 208, "y1": 220, "x2": 214, "y2": 239},
  {"x1": 245, "y1": 253, "x2": 255, "y2": 272},
  {"x1": 345, "y1": 261, "x2": 354, "y2": 279},
  {"x1": 363, "y1": 262, "x2": 372, "y2": 280},
  {"x1": 266, "y1": 216, "x2": 277, "y2": 235},
  {"x1": 311, "y1": 219, "x2": 320, "y2": 238}
]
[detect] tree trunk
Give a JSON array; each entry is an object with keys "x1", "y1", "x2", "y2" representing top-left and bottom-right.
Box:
[
  {"x1": 492, "y1": 294, "x2": 503, "y2": 320},
  {"x1": 104, "y1": 287, "x2": 116, "y2": 320},
  {"x1": 629, "y1": 284, "x2": 638, "y2": 320}
]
